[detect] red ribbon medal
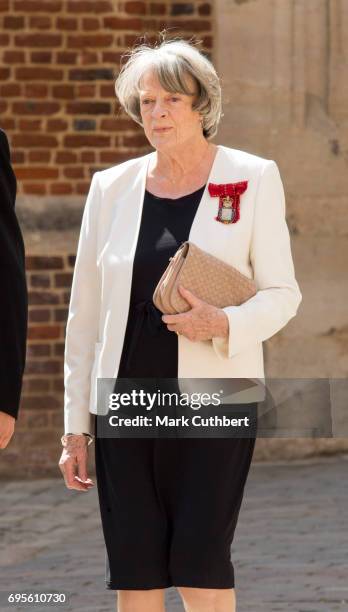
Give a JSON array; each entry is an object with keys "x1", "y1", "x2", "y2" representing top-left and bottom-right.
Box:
[{"x1": 208, "y1": 181, "x2": 248, "y2": 224}]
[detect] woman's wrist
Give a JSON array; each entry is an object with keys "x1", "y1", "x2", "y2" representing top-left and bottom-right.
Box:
[{"x1": 61, "y1": 433, "x2": 94, "y2": 447}]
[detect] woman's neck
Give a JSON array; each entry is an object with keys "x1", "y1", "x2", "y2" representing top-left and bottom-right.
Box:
[{"x1": 151, "y1": 140, "x2": 215, "y2": 186}]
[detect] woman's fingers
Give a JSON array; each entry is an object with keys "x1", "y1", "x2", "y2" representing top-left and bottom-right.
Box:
[
  {"x1": 59, "y1": 447, "x2": 93, "y2": 491},
  {"x1": 76, "y1": 458, "x2": 95, "y2": 487}
]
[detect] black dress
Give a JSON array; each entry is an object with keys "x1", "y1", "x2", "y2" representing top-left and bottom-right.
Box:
[{"x1": 94, "y1": 185, "x2": 257, "y2": 590}]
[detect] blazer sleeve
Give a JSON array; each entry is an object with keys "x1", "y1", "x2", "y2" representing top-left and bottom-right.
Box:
[
  {"x1": 0, "y1": 129, "x2": 28, "y2": 420},
  {"x1": 64, "y1": 172, "x2": 101, "y2": 435},
  {"x1": 211, "y1": 160, "x2": 302, "y2": 359}
]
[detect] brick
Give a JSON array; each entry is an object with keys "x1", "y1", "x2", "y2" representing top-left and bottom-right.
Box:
[
  {"x1": 100, "y1": 118, "x2": 132, "y2": 130},
  {"x1": 69, "y1": 67, "x2": 114, "y2": 81},
  {"x1": 67, "y1": 34, "x2": 113, "y2": 48},
  {"x1": 66, "y1": 1, "x2": 113, "y2": 13},
  {"x1": 26, "y1": 343, "x2": 51, "y2": 357},
  {"x1": 63, "y1": 291, "x2": 71, "y2": 303},
  {"x1": 55, "y1": 150, "x2": 77, "y2": 163},
  {"x1": 102, "y1": 51, "x2": 122, "y2": 63},
  {"x1": 74, "y1": 118, "x2": 96, "y2": 130},
  {"x1": 82, "y1": 17, "x2": 100, "y2": 30},
  {"x1": 23, "y1": 411, "x2": 49, "y2": 428},
  {"x1": 28, "y1": 150, "x2": 51, "y2": 162},
  {"x1": 170, "y1": 3, "x2": 194, "y2": 16},
  {"x1": 75, "y1": 181, "x2": 93, "y2": 194},
  {"x1": 64, "y1": 134, "x2": 110, "y2": 147},
  {"x1": 30, "y1": 51, "x2": 52, "y2": 63},
  {"x1": 99, "y1": 83, "x2": 116, "y2": 98},
  {"x1": 56, "y1": 51, "x2": 77, "y2": 64},
  {"x1": 76, "y1": 84, "x2": 96, "y2": 97},
  {"x1": 50, "y1": 406, "x2": 64, "y2": 423},
  {"x1": 54, "y1": 272, "x2": 73, "y2": 288},
  {"x1": 123, "y1": 133, "x2": 149, "y2": 148},
  {"x1": 52, "y1": 84, "x2": 75, "y2": 99},
  {"x1": 11, "y1": 150, "x2": 24, "y2": 162},
  {"x1": 28, "y1": 325, "x2": 61, "y2": 340},
  {"x1": 28, "y1": 308, "x2": 51, "y2": 322},
  {"x1": 46, "y1": 174, "x2": 63, "y2": 192},
  {"x1": 15, "y1": 33, "x2": 62, "y2": 47},
  {"x1": 103, "y1": 16, "x2": 142, "y2": 29},
  {"x1": 14, "y1": 1, "x2": 62, "y2": 11},
  {"x1": 80, "y1": 51, "x2": 99, "y2": 65},
  {"x1": 100, "y1": 150, "x2": 130, "y2": 164},
  {"x1": 24, "y1": 84, "x2": 48, "y2": 97},
  {"x1": 201, "y1": 35, "x2": 212, "y2": 49},
  {"x1": 16, "y1": 167, "x2": 59, "y2": 180},
  {"x1": 54, "y1": 308, "x2": 68, "y2": 322},
  {"x1": 23, "y1": 183, "x2": 46, "y2": 195},
  {"x1": 29, "y1": 274, "x2": 51, "y2": 290},
  {"x1": 24, "y1": 358, "x2": 61, "y2": 375},
  {"x1": 56, "y1": 17, "x2": 77, "y2": 30},
  {"x1": 12, "y1": 101, "x2": 59, "y2": 116},
  {"x1": 16, "y1": 67, "x2": 63, "y2": 80},
  {"x1": 63, "y1": 167, "x2": 84, "y2": 180},
  {"x1": 3, "y1": 15, "x2": 25, "y2": 28},
  {"x1": 50, "y1": 183, "x2": 73, "y2": 195},
  {"x1": 21, "y1": 394, "x2": 60, "y2": 409},
  {"x1": 3, "y1": 50, "x2": 25, "y2": 63},
  {"x1": 80, "y1": 150, "x2": 95, "y2": 162},
  {"x1": 66, "y1": 101, "x2": 110, "y2": 114},
  {"x1": 0, "y1": 34, "x2": 10, "y2": 45},
  {"x1": 0, "y1": 68, "x2": 10, "y2": 80},
  {"x1": 0, "y1": 118, "x2": 15, "y2": 130},
  {"x1": 22, "y1": 377, "x2": 50, "y2": 391},
  {"x1": 0, "y1": 83, "x2": 21, "y2": 96},
  {"x1": 12, "y1": 134, "x2": 58, "y2": 148},
  {"x1": 29, "y1": 15, "x2": 51, "y2": 28},
  {"x1": 53, "y1": 342, "x2": 65, "y2": 357},
  {"x1": 149, "y1": 2, "x2": 166, "y2": 15},
  {"x1": 125, "y1": 1, "x2": 146, "y2": 15},
  {"x1": 198, "y1": 3, "x2": 211, "y2": 16},
  {"x1": 26, "y1": 256, "x2": 64, "y2": 271},
  {"x1": 47, "y1": 118, "x2": 68, "y2": 131}
]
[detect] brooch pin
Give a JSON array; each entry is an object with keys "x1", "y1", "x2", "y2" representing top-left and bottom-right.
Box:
[{"x1": 208, "y1": 181, "x2": 248, "y2": 224}]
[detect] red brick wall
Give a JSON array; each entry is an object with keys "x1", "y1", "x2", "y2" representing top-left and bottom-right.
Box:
[
  {"x1": 0, "y1": 0, "x2": 214, "y2": 477},
  {"x1": 1, "y1": 0, "x2": 213, "y2": 196}
]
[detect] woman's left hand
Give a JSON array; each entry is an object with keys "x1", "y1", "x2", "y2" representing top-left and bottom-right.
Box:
[{"x1": 162, "y1": 285, "x2": 229, "y2": 341}]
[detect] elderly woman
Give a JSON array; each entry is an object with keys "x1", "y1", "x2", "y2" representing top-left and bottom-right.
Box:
[{"x1": 59, "y1": 38, "x2": 302, "y2": 612}]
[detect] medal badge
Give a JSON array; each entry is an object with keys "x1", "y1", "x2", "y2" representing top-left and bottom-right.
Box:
[{"x1": 208, "y1": 181, "x2": 248, "y2": 224}]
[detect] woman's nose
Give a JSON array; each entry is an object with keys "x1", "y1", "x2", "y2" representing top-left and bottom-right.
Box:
[{"x1": 151, "y1": 101, "x2": 167, "y2": 118}]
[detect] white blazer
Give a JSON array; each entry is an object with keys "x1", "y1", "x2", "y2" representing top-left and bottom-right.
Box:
[{"x1": 64, "y1": 144, "x2": 302, "y2": 435}]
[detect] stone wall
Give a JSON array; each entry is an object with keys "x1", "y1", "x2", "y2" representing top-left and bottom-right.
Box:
[{"x1": 214, "y1": 0, "x2": 348, "y2": 457}]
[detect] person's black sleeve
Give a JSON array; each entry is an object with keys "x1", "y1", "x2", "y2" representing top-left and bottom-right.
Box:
[{"x1": 0, "y1": 128, "x2": 28, "y2": 420}]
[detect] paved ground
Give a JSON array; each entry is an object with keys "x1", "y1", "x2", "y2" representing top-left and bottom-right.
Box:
[{"x1": 0, "y1": 453, "x2": 347, "y2": 612}]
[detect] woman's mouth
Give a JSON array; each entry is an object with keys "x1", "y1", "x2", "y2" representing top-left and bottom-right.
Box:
[{"x1": 153, "y1": 127, "x2": 172, "y2": 133}]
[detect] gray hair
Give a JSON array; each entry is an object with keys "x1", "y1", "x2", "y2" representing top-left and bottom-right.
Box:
[{"x1": 114, "y1": 38, "x2": 223, "y2": 140}]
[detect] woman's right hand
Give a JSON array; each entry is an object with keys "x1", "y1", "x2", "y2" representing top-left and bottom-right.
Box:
[{"x1": 59, "y1": 435, "x2": 95, "y2": 491}]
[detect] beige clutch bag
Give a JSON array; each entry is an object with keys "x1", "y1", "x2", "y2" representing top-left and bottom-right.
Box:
[{"x1": 152, "y1": 240, "x2": 257, "y2": 314}]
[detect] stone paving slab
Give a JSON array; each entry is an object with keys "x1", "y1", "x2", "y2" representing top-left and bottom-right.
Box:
[{"x1": 0, "y1": 454, "x2": 347, "y2": 611}]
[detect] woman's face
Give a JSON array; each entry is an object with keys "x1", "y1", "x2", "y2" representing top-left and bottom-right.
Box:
[{"x1": 138, "y1": 69, "x2": 202, "y2": 151}]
